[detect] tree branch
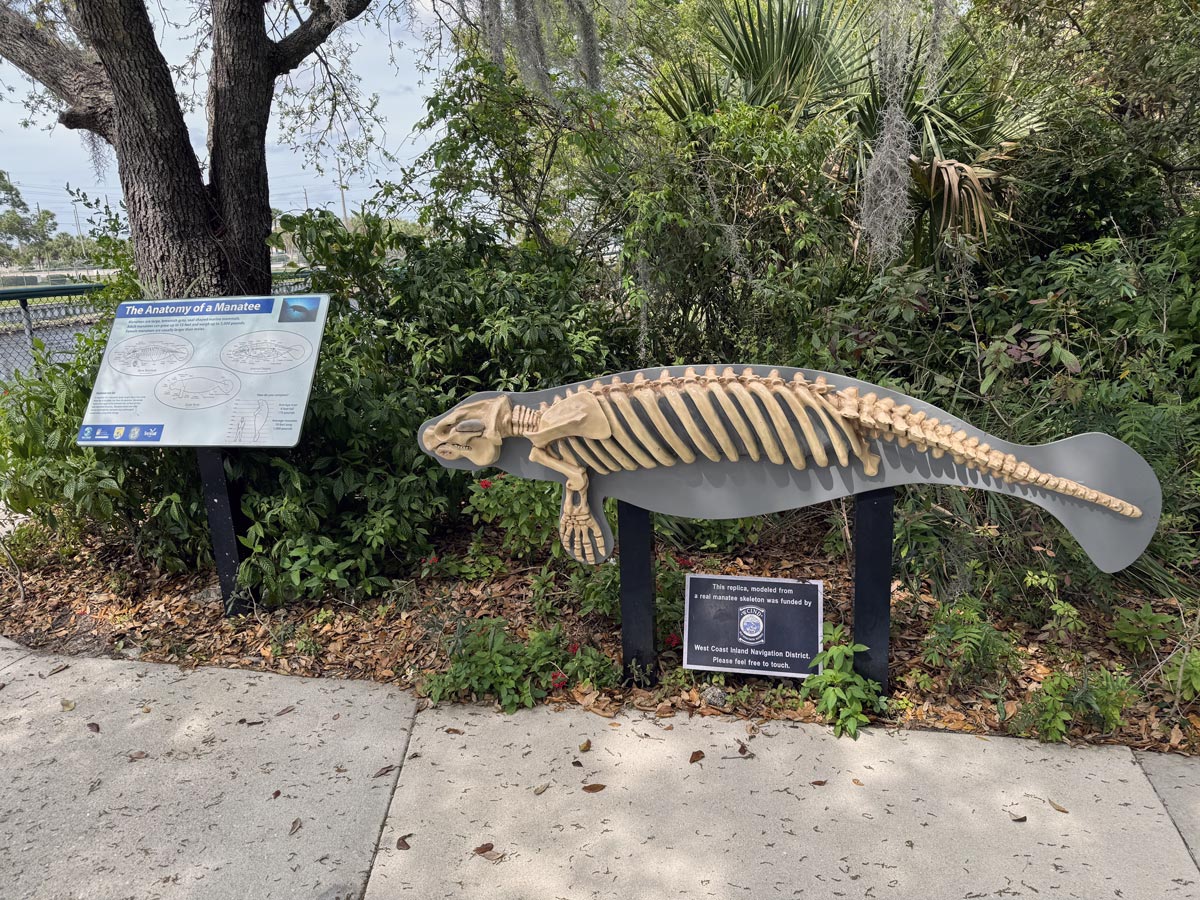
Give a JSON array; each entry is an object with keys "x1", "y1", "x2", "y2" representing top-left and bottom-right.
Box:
[
  {"x1": 0, "y1": 3, "x2": 114, "y2": 140},
  {"x1": 271, "y1": 0, "x2": 372, "y2": 77}
]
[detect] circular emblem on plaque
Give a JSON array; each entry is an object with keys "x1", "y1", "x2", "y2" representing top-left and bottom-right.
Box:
[{"x1": 737, "y1": 605, "x2": 766, "y2": 646}]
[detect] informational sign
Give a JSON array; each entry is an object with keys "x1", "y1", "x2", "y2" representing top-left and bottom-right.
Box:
[
  {"x1": 683, "y1": 574, "x2": 823, "y2": 679},
  {"x1": 77, "y1": 295, "x2": 330, "y2": 448}
]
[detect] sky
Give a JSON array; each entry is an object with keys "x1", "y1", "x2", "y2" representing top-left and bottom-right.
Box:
[{"x1": 0, "y1": 8, "x2": 444, "y2": 231}]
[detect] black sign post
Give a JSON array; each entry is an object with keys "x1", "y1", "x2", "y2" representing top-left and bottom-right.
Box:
[
  {"x1": 196, "y1": 448, "x2": 253, "y2": 616},
  {"x1": 617, "y1": 500, "x2": 658, "y2": 686},
  {"x1": 852, "y1": 487, "x2": 895, "y2": 693}
]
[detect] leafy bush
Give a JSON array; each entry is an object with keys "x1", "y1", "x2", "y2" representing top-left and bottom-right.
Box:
[
  {"x1": 1, "y1": 212, "x2": 633, "y2": 603},
  {"x1": 922, "y1": 595, "x2": 1018, "y2": 688},
  {"x1": 464, "y1": 473, "x2": 560, "y2": 559},
  {"x1": 426, "y1": 619, "x2": 614, "y2": 711},
  {"x1": 568, "y1": 561, "x2": 621, "y2": 620},
  {"x1": 801, "y1": 623, "x2": 887, "y2": 738},
  {"x1": 1012, "y1": 668, "x2": 1140, "y2": 742},
  {"x1": 1163, "y1": 649, "x2": 1200, "y2": 703},
  {"x1": 1107, "y1": 603, "x2": 1175, "y2": 655},
  {"x1": 655, "y1": 515, "x2": 764, "y2": 554}
]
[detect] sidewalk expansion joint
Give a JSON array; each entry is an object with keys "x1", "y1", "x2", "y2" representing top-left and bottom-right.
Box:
[
  {"x1": 1136, "y1": 751, "x2": 1200, "y2": 875},
  {"x1": 357, "y1": 695, "x2": 421, "y2": 900}
]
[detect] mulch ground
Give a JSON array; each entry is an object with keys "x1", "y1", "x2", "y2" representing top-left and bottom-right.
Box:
[{"x1": 1, "y1": 522, "x2": 1196, "y2": 755}]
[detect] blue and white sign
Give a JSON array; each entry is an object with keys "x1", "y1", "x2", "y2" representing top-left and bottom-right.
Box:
[
  {"x1": 78, "y1": 294, "x2": 330, "y2": 448},
  {"x1": 683, "y1": 574, "x2": 823, "y2": 679}
]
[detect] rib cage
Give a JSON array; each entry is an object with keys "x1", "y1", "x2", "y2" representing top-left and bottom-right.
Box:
[{"x1": 528, "y1": 366, "x2": 1142, "y2": 519}]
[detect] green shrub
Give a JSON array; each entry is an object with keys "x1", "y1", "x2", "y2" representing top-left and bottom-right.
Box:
[
  {"x1": 464, "y1": 474, "x2": 560, "y2": 559},
  {"x1": 655, "y1": 515, "x2": 764, "y2": 554},
  {"x1": 1, "y1": 212, "x2": 633, "y2": 603},
  {"x1": 1107, "y1": 603, "x2": 1175, "y2": 655},
  {"x1": 801, "y1": 623, "x2": 887, "y2": 738},
  {"x1": 921, "y1": 595, "x2": 1017, "y2": 689},
  {"x1": 1012, "y1": 668, "x2": 1140, "y2": 741},
  {"x1": 426, "y1": 619, "x2": 615, "y2": 711},
  {"x1": 568, "y1": 561, "x2": 621, "y2": 620},
  {"x1": 1163, "y1": 649, "x2": 1200, "y2": 703}
]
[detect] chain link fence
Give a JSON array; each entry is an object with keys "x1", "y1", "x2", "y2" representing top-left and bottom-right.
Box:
[{"x1": 0, "y1": 284, "x2": 106, "y2": 380}]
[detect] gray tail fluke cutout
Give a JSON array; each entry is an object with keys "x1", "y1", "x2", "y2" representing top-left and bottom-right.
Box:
[{"x1": 1005, "y1": 432, "x2": 1161, "y2": 574}]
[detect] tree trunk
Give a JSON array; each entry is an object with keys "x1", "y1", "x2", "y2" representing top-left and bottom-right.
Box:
[
  {"x1": 76, "y1": 0, "x2": 227, "y2": 298},
  {"x1": 3, "y1": 0, "x2": 371, "y2": 301},
  {"x1": 208, "y1": 0, "x2": 275, "y2": 296}
]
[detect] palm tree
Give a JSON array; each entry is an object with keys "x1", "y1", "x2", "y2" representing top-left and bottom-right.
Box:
[{"x1": 648, "y1": 0, "x2": 1042, "y2": 265}]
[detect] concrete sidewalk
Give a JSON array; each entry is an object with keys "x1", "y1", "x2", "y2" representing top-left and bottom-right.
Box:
[
  {"x1": 2, "y1": 637, "x2": 1198, "y2": 900},
  {"x1": 0, "y1": 636, "x2": 414, "y2": 900}
]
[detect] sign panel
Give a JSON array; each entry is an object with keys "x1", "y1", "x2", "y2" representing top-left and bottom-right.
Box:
[
  {"x1": 683, "y1": 574, "x2": 823, "y2": 679},
  {"x1": 77, "y1": 295, "x2": 330, "y2": 448}
]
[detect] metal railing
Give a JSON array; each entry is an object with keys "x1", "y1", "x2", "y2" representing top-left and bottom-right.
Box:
[{"x1": 0, "y1": 283, "x2": 107, "y2": 380}]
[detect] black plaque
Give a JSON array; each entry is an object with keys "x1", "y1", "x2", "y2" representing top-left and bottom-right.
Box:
[{"x1": 683, "y1": 574, "x2": 823, "y2": 679}]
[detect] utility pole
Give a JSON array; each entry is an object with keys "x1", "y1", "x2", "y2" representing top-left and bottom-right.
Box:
[
  {"x1": 72, "y1": 202, "x2": 86, "y2": 270},
  {"x1": 335, "y1": 160, "x2": 349, "y2": 230},
  {"x1": 303, "y1": 187, "x2": 310, "y2": 210}
]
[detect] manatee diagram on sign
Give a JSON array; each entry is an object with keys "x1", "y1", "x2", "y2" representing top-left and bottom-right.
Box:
[
  {"x1": 107, "y1": 334, "x2": 193, "y2": 376},
  {"x1": 155, "y1": 367, "x2": 240, "y2": 409},
  {"x1": 220, "y1": 331, "x2": 313, "y2": 374}
]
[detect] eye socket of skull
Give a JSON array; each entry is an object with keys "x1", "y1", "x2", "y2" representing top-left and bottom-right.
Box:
[{"x1": 455, "y1": 418, "x2": 486, "y2": 434}]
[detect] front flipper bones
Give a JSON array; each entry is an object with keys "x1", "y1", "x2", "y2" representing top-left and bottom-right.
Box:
[{"x1": 559, "y1": 482, "x2": 606, "y2": 564}]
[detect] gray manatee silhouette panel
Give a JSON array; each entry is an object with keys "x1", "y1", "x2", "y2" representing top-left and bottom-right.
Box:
[{"x1": 419, "y1": 365, "x2": 1161, "y2": 574}]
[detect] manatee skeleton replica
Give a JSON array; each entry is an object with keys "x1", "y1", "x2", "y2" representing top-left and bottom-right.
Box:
[{"x1": 420, "y1": 366, "x2": 1161, "y2": 573}]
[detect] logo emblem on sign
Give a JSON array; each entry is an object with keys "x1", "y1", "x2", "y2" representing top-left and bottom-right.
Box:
[
  {"x1": 737, "y1": 605, "x2": 766, "y2": 645},
  {"x1": 113, "y1": 426, "x2": 125, "y2": 440}
]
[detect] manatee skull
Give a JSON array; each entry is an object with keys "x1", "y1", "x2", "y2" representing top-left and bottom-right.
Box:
[{"x1": 421, "y1": 395, "x2": 510, "y2": 466}]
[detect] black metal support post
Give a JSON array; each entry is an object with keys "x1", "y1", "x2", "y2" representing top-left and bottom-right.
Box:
[
  {"x1": 196, "y1": 448, "x2": 252, "y2": 616},
  {"x1": 852, "y1": 487, "x2": 895, "y2": 694},
  {"x1": 617, "y1": 501, "x2": 658, "y2": 687}
]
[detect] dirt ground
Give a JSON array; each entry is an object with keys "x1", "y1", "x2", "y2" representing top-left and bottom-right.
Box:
[{"x1": 1, "y1": 522, "x2": 1195, "y2": 756}]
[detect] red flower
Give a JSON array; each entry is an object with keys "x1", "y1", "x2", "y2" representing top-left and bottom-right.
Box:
[
  {"x1": 568, "y1": 642, "x2": 580, "y2": 655},
  {"x1": 428, "y1": 555, "x2": 439, "y2": 565},
  {"x1": 551, "y1": 670, "x2": 568, "y2": 689},
  {"x1": 665, "y1": 633, "x2": 682, "y2": 648},
  {"x1": 479, "y1": 479, "x2": 493, "y2": 489},
  {"x1": 673, "y1": 555, "x2": 693, "y2": 568}
]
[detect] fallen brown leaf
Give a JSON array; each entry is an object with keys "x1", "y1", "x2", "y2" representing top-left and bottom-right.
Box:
[
  {"x1": 582, "y1": 783, "x2": 606, "y2": 793},
  {"x1": 533, "y1": 782, "x2": 550, "y2": 795},
  {"x1": 689, "y1": 750, "x2": 705, "y2": 764},
  {"x1": 86, "y1": 722, "x2": 100, "y2": 733},
  {"x1": 852, "y1": 778, "x2": 864, "y2": 786},
  {"x1": 276, "y1": 706, "x2": 295, "y2": 717},
  {"x1": 445, "y1": 727, "x2": 464, "y2": 735},
  {"x1": 60, "y1": 699, "x2": 75, "y2": 712},
  {"x1": 810, "y1": 780, "x2": 826, "y2": 786},
  {"x1": 1007, "y1": 810, "x2": 1027, "y2": 823},
  {"x1": 571, "y1": 760, "x2": 583, "y2": 767},
  {"x1": 128, "y1": 750, "x2": 147, "y2": 761},
  {"x1": 473, "y1": 843, "x2": 494, "y2": 855},
  {"x1": 271, "y1": 790, "x2": 281, "y2": 799},
  {"x1": 1048, "y1": 799, "x2": 1069, "y2": 814},
  {"x1": 289, "y1": 818, "x2": 302, "y2": 836},
  {"x1": 46, "y1": 664, "x2": 69, "y2": 677},
  {"x1": 579, "y1": 739, "x2": 591, "y2": 753},
  {"x1": 396, "y1": 833, "x2": 413, "y2": 850},
  {"x1": 374, "y1": 765, "x2": 398, "y2": 778}
]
